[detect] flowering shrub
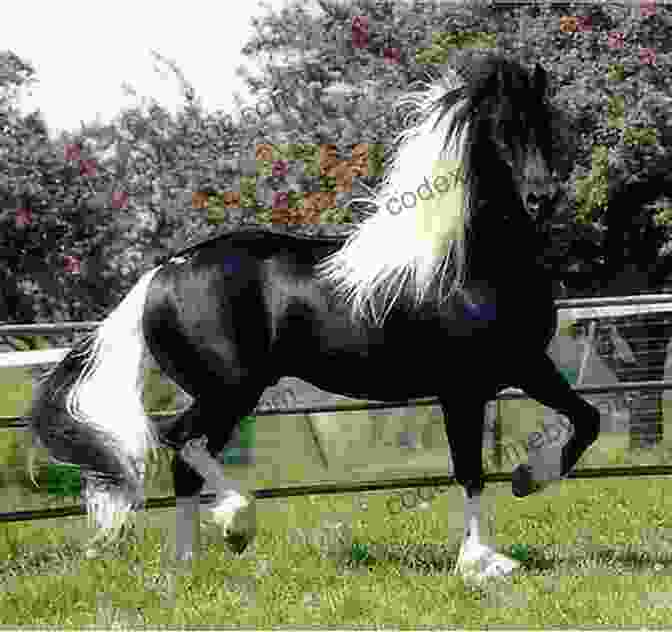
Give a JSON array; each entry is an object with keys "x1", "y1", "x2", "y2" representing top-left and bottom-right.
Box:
[{"x1": 2, "y1": 1, "x2": 670, "y2": 327}]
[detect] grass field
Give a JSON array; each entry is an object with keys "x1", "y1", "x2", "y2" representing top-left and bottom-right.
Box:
[{"x1": 3, "y1": 365, "x2": 672, "y2": 625}]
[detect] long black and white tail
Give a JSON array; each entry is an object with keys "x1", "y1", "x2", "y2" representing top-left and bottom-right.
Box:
[{"x1": 28, "y1": 267, "x2": 162, "y2": 545}]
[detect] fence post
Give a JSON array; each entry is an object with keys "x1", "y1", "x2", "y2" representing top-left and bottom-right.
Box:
[
  {"x1": 3, "y1": 296, "x2": 672, "y2": 525},
  {"x1": 217, "y1": 415, "x2": 255, "y2": 465},
  {"x1": 485, "y1": 400, "x2": 502, "y2": 471},
  {"x1": 493, "y1": 399, "x2": 502, "y2": 471}
]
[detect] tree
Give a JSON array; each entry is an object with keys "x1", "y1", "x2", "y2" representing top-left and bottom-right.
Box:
[
  {"x1": 4, "y1": 0, "x2": 672, "y2": 451},
  {"x1": 238, "y1": 0, "x2": 672, "y2": 447},
  {"x1": 0, "y1": 49, "x2": 243, "y2": 330}
]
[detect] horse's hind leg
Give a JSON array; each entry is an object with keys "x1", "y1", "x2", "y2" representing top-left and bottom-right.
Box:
[
  {"x1": 160, "y1": 398, "x2": 259, "y2": 560},
  {"x1": 180, "y1": 435, "x2": 257, "y2": 551},
  {"x1": 172, "y1": 443, "x2": 203, "y2": 562}
]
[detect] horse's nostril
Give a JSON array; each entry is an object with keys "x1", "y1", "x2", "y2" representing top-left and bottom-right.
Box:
[
  {"x1": 530, "y1": 192, "x2": 552, "y2": 206},
  {"x1": 526, "y1": 193, "x2": 554, "y2": 221},
  {"x1": 527, "y1": 195, "x2": 542, "y2": 210}
]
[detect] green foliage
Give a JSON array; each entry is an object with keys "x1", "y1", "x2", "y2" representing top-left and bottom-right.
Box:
[
  {"x1": 43, "y1": 464, "x2": 81, "y2": 499},
  {"x1": 415, "y1": 30, "x2": 497, "y2": 65},
  {"x1": 270, "y1": 144, "x2": 293, "y2": 161},
  {"x1": 607, "y1": 95, "x2": 625, "y2": 130},
  {"x1": 320, "y1": 206, "x2": 353, "y2": 224},
  {"x1": 255, "y1": 160, "x2": 272, "y2": 177},
  {"x1": 240, "y1": 176, "x2": 258, "y2": 208},
  {"x1": 0, "y1": 50, "x2": 243, "y2": 323},
  {"x1": 575, "y1": 145, "x2": 610, "y2": 222},
  {"x1": 607, "y1": 63, "x2": 625, "y2": 82},
  {"x1": 623, "y1": 127, "x2": 658, "y2": 147},
  {"x1": 288, "y1": 144, "x2": 320, "y2": 175},
  {"x1": 1, "y1": 0, "x2": 671, "y2": 323},
  {"x1": 205, "y1": 194, "x2": 229, "y2": 226},
  {"x1": 255, "y1": 206, "x2": 273, "y2": 224},
  {"x1": 287, "y1": 191, "x2": 304, "y2": 210},
  {"x1": 653, "y1": 202, "x2": 672, "y2": 229},
  {"x1": 318, "y1": 175, "x2": 337, "y2": 192},
  {"x1": 367, "y1": 144, "x2": 385, "y2": 178}
]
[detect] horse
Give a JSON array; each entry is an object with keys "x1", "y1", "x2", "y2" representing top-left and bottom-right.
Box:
[{"x1": 28, "y1": 53, "x2": 601, "y2": 583}]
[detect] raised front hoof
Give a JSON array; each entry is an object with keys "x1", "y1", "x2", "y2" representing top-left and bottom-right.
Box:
[
  {"x1": 455, "y1": 541, "x2": 521, "y2": 585},
  {"x1": 512, "y1": 464, "x2": 544, "y2": 498}
]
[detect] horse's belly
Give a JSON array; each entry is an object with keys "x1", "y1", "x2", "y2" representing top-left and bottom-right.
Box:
[
  {"x1": 279, "y1": 285, "x2": 556, "y2": 401},
  {"x1": 290, "y1": 335, "x2": 491, "y2": 401}
]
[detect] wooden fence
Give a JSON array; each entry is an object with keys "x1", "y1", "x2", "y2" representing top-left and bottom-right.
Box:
[{"x1": 3, "y1": 293, "x2": 672, "y2": 525}]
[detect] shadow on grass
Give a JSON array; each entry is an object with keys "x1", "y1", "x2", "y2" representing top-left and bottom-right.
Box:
[
  {"x1": 548, "y1": 546, "x2": 672, "y2": 574},
  {"x1": 327, "y1": 536, "x2": 672, "y2": 579},
  {"x1": 324, "y1": 538, "x2": 460, "y2": 575}
]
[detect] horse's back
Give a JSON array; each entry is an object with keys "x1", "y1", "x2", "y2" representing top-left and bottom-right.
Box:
[
  {"x1": 141, "y1": 227, "x2": 347, "y2": 392},
  {"x1": 165, "y1": 226, "x2": 348, "y2": 264}
]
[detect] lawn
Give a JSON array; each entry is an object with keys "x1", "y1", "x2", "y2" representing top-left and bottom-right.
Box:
[
  {"x1": 2, "y1": 363, "x2": 672, "y2": 625},
  {"x1": 3, "y1": 476, "x2": 672, "y2": 626}
]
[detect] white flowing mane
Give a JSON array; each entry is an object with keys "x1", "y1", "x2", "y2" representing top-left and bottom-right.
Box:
[{"x1": 316, "y1": 70, "x2": 472, "y2": 326}]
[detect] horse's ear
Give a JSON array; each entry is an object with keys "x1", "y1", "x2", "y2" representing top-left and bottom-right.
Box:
[{"x1": 533, "y1": 63, "x2": 548, "y2": 98}]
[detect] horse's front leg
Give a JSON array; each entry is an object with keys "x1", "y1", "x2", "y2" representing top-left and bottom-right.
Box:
[
  {"x1": 511, "y1": 353, "x2": 601, "y2": 497},
  {"x1": 441, "y1": 395, "x2": 520, "y2": 584}
]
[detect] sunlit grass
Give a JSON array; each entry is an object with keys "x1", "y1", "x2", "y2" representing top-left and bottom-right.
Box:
[
  {"x1": 3, "y1": 365, "x2": 672, "y2": 624},
  {"x1": 2, "y1": 477, "x2": 672, "y2": 625}
]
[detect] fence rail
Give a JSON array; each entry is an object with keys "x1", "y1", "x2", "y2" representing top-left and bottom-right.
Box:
[
  {"x1": 2, "y1": 380, "x2": 672, "y2": 431},
  {"x1": 3, "y1": 464, "x2": 672, "y2": 526},
  {"x1": 2, "y1": 292, "x2": 672, "y2": 525}
]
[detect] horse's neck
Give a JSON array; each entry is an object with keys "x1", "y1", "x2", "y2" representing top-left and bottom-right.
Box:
[{"x1": 467, "y1": 205, "x2": 547, "y2": 285}]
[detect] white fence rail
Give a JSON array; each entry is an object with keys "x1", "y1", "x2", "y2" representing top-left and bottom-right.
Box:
[
  {"x1": 2, "y1": 293, "x2": 672, "y2": 526},
  {"x1": 0, "y1": 348, "x2": 68, "y2": 370},
  {"x1": 4, "y1": 293, "x2": 672, "y2": 397}
]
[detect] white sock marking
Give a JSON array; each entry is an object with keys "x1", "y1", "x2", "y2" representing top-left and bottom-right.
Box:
[
  {"x1": 456, "y1": 491, "x2": 520, "y2": 584},
  {"x1": 180, "y1": 437, "x2": 256, "y2": 545},
  {"x1": 175, "y1": 493, "x2": 201, "y2": 561}
]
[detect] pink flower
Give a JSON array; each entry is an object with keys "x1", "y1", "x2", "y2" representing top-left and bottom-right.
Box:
[
  {"x1": 639, "y1": 47, "x2": 656, "y2": 65},
  {"x1": 353, "y1": 31, "x2": 369, "y2": 49},
  {"x1": 272, "y1": 191, "x2": 288, "y2": 209},
  {"x1": 576, "y1": 16, "x2": 593, "y2": 32},
  {"x1": 383, "y1": 47, "x2": 401, "y2": 64},
  {"x1": 640, "y1": 0, "x2": 656, "y2": 18},
  {"x1": 79, "y1": 159, "x2": 97, "y2": 177},
  {"x1": 63, "y1": 255, "x2": 81, "y2": 274},
  {"x1": 352, "y1": 15, "x2": 369, "y2": 49},
  {"x1": 352, "y1": 15, "x2": 368, "y2": 34},
  {"x1": 272, "y1": 160, "x2": 289, "y2": 177},
  {"x1": 608, "y1": 31, "x2": 625, "y2": 49},
  {"x1": 64, "y1": 144, "x2": 81, "y2": 161},
  {"x1": 15, "y1": 207, "x2": 32, "y2": 228},
  {"x1": 111, "y1": 190, "x2": 129, "y2": 209}
]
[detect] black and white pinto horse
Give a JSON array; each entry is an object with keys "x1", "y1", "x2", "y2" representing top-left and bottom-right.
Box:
[{"x1": 29, "y1": 54, "x2": 600, "y2": 583}]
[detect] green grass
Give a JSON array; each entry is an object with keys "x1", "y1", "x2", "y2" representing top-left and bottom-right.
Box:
[
  {"x1": 3, "y1": 477, "x2": 672, "y2": 625},
  {"x1": 3, "y1": 365, "x2": 672, "y2": 624}
]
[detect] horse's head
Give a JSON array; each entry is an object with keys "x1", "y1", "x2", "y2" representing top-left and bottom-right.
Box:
[
  {"x1": 318, "y1": 53, "x2": 568, "y2": 325},
  {"x1": 458, "y1": 55, "x2": 559, "y2": 225}
]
